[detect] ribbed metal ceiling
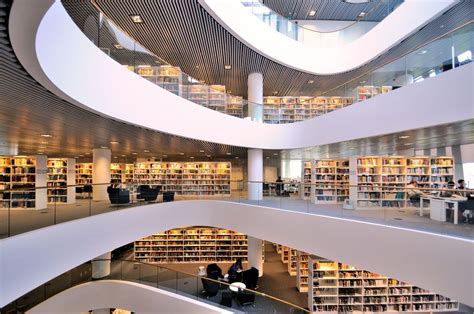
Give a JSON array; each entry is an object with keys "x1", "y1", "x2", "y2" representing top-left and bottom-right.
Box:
[
  {"x1": 0, "y1": 0, "x2": 248, "y2": 161},
  {"x1": 62, "y1": 0, "x2": 473, "y2": 98},
  {"x1": 262, "y1": 0, "x2": 404, "y2": 22}
]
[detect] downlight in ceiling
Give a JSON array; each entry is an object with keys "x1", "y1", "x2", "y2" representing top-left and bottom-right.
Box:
[{"x1": 343, "y1": 0, "x2": 370, "y2": 3}]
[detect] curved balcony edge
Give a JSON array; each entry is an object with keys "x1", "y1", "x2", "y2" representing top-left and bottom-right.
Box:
[
  {"x1": 0, "y1": 200, "x2": 473, "y2": 307},
  {"x1": 8, "y1": 0, "x2": 474, "y2": 150},
  {"x1": 199, "y1": 0, "x2": 457, "y2": 75},
  {"x1": 27, "y1": 280, "x2": 230, "y2": 314}
]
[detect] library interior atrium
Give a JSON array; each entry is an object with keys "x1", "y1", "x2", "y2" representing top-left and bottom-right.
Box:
[{"x1": 0, "y1": 0, "x2": 473, "y2": 313}]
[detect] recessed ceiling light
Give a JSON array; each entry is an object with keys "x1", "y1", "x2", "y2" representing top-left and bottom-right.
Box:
[
  {"x1": 179, "y1": 153, "x2": 185, "y2": 155},
  {"x1": 235, "y1": 156, "x2": 239, "y2": 159},
  {"x1": 273, "y1": 153, "x2": 278, "y2": 156},
  {"x1": 308, "y1": 80, "x2": 314, "y2": 84},
  {"x1": 40, "y1": 141, "x2": 48, "y2": 144},
  {"x1": 85, "y1": 152, "x2": 91, "y2": 155},
  {"x1": 399, "y1": 135, "x2": 410, "y2": 139},
  {"x1": 226, "y1": 152, "x2": 231, "y2": 155},
  {"x1": 40, "y1": 134, "x2": 52, "y2": 138},
  {"x1": 137, "y1": 65, "x2": 151, "y2": 68},
  {"x1": 200, "y1": 150, "x2": 205, "y2": 153},
  {"x1": 79, "y1": 154, "x2": 84, "y2": 157},
  {"x1": 132, "y1": 152, "x2": 138, "y2": 155},
  {"x1": 113, "y1": 43, "x2": 123, "y2": 50},
  {"x1": 110, "y1": 141, "x2": 119, "y2": 144},
  {"x1": 343, "y1": 0, "x2": 370, "y2": 3},
  {"x1": 163, "y1": 155, "x2": 168, "y2": 157},
  {"x1": 113, "y1": 156, "x2": 118, "y2": 159},
  {"x1": 360, "y1": 80, "x2": 367, "y2": 84},
  {"x1": 190, "y1": 156, "x2": 194, "y2": 159},
  {"x1": 100, "y1": 146, "x2": 108, "y2": 149},
  {"x1": 309, "y1": 10, "x2": 316, "y2": 16},
  {"x1": 130, "y1": 14, "x2": 144, "y2": 23},
  {"x1": 224, "y1": 64, "x2": 232, "y2": 70},
  {"x1": 121, "y1": 155, "x2": 126, "y2": 157},
  {"x1": 206, "y1": 155, "x2": 211, "y2": 158},
  {"x1": 37, "y1": 152, "x2": 44, "y2": 155},
  {"x1": 272, "y1": 91, "x2": 278, "y2": 95},
  {"x1": 195, "y1": 65, "x2": 200, "y2": 69},
  {"x1": 404, "y1": 143, "x2": 413, "y2": 146},
  {"x1": 144, "y1": 150, "x2": 150, "y2": 153},
  {"x1": 74, "y1": 156, "x2": 79, "y2": 159},
  {"x1": 266, "y1": 156, "x2": 270, "y2": 159},
  {"x1": 358, "y1": 11, "x2": 366, "y2": 17},
  {"x1": 417, "y1": 50, "x2": 428, "y2": 55},
  {"x1": 440, "y1": 24, "x2": 445, "y2": 28}
]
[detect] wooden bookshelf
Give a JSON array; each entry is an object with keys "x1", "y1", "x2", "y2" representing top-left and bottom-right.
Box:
[
  {"x1": 280, "y1": 246, "x2": 290, "y2": 263},
  {"x1": 263, "y1": 96, "x2": 354, "y2": 124},
  {"x1": 47, "y1": 158, "x2": 75, "y2": 204},
  {"x1": 296, "y1": 251, "x2": 309, "y2": 292},
  {"x1": 287, "y1": 248, "x2": 298, "y2": 276},
  {"x1": 124, "y1": 164, "x2": 134, "y2": 183},
  {"x1": 134, "y1": 226, "x2": 248, "y2": 263},
  {"x1": 208, "y1": 85, "x2": 227, "y2": 113},
  {"x1": 75, "y1": 163, "x2": 92, "y2": 185},
  {"x1": 0, "y1": 156, "x2": 47, "y2": 209},
  {"x1": 356, "y1": 85, "x2": 392, "y2": 102},
  {"x1": 314, "y1": 159, "x2": 349, "y2": 204},
  {"x1": 308, "y1": 256, "x2": 458, "y2": 313},
  {"x1": 110, "y1": 163, "x2": 124, "y2": 184},
  {"x1": 157, "y1": 66, "x2": 182, "y2": 96},
  {"x1": 226, "y1": 95, "x2": 244, "y2": 118},
  {"x1": 133, "y1": 162, "x2": 231, "y2": 196},
  {"x1": 302, "y1": 161, "x2": 312, "y2": 200},
  {"x1": 355, "y1": 156, "x2": 455, "y2": 209}
]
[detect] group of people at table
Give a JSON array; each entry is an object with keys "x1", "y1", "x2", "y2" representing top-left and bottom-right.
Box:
[{"x1": 407, "y1": 179, "x2": 473, "y2": 224}]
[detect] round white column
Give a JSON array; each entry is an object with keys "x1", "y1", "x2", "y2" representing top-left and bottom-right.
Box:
[
  {"x1": 92, "y1": 148, "x2": 111, "y2": 201},
  {"x1": 248, "y1": 148, "x2": 263, "y2": 200},
  {"x1": 92, "y1": 252, "x2": 111, "y2": 279},
  {"x1": 247, "y1": 236, "x2": 264, "y2": 276},
  {"x1": 248, "y1": 72, "x2": 263, "y2": 122}
]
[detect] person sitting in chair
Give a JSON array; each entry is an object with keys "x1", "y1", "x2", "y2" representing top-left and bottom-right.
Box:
[
  {"x1": 407, "y1": 181, "x2": 423, "y2": 206},
  {"x1": 276, "y1": 177, "x2": 283, "y2": 196},
  {"x1": 227, "y1": 258, "x2": 243, "y2": 284}
]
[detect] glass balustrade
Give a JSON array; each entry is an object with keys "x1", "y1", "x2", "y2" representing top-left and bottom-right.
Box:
[
  {"x1": 0, "y1": 259, "x2": 310, "y2": 313},
  {"x1": 240, "y1": 0, "x2": 404, "y2": 47},
  {"x1": 0, "y1": 181, "x2": 472, "y2": 241},
  {"x1": 63, "y1": 2, "x2": 472, "y2": 124}
]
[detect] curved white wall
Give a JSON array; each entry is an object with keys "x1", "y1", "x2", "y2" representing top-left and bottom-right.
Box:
[
  {"x1": 9, "y1": 0, "x2": 474, "y2": 150},
  {"x1": 1, "y1": 201, "x2": 473, "y2": 307},
  {"x1": 27, "y1": 280, "x2": 230, "y2": 314},
  {"x1": 199, "y1": 0, "x2": 456, "y2": 75}
]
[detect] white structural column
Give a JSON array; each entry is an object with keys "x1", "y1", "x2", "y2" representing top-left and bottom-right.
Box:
[
  {"x1": 248, "y1": 149, "x2": 263, "y2": 201},
  {"x1": 247, "y1": 236, "x2": 264, "y2": 277},
  {"x1": 451, "y1": 145, "x2": 463, "y2": 181},
  {"x1": 92, "y1": 148, "x2": 111, "y2": 201},
  {"x1": 247, "y1": 73, "x2": 264, "y2": 200},
  {"x1": 91, "y1": 252, "x2": 111, "y2": 279},
  {"x1": 247, "y1": 72, "x2": 263, "y2": 122}
]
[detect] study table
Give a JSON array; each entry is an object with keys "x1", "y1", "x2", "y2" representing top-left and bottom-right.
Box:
[{"x1": 419, "y1": 195, "x2": 467, "y2": 224}]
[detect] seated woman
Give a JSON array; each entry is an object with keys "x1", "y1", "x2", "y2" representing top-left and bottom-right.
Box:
[{"x1": 227, "y1": 258, "x2": 243, "y2": 284}]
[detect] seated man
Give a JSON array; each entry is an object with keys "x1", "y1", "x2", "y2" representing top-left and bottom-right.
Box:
[{"x1": 406, "y1": 181, "x2": 423, "y2": 206}]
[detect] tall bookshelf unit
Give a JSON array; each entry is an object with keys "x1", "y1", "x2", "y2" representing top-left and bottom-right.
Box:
[
  {"x1": 75, "y1": 163, "x2": 93, "y2": 185},
  {"x1": 356, "y1": 85, "x2": 392, "y2": 102},
  {"x1": 110, "y1": 163, "x2": 124, "y2": 184},
  {"x1": 0, "y1": 156, "x2": 47, "y2": 209},
  {"x1": 226, "y1": 95, "x2": 244, "y2": 118},
  {"x1": 308, "y1": 256, "x2": 458, "y2": 313},
  {"x1": 296, "y1": 251, "x2": 310, "y2": 292},
  {"x1": 262, "y1": 96, "x2": 355, "y2": 124},
  {"x1": 208, "y1": 85, "x2": 227, "y2": 113},
  {"x1": 314, "y1": 159, "x2": 349, "y2": 204},
  {"x1": 124, "y1": 164, "x2": 134, "y2": 183},
  {"x1": 354, "y1": 156, "x2": 455, "y2": 209},
  {"x1": 47, "y1": 158, "x2": 75, "y2": 204},
  {"x1": 133, "y1": 162, "x2": 231, "y2": 196},
  {"x1": 157, "y1": 66, "x2": 182, "y2": 96},
  {"x1": 134, "y1": 226, "x2": 248, "y2": 263},
  {"x1": 302, "y1": 161, "x2": 312, "y2": 200},
  {"x1": 288, "y1": 248, "x2": 298, "y2": 276}
]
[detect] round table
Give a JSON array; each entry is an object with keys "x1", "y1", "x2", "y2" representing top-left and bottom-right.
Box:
[{"x1": 229, "y1": 282, "x2": 246, "y2": 292}]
